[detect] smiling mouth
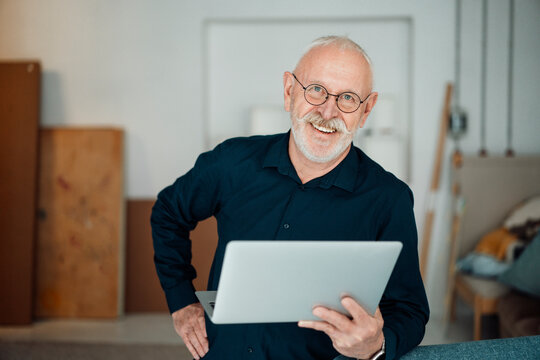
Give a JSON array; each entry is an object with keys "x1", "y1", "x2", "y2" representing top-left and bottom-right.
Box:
[{"x1": 311, "y1": 123, "x2": 337, "y2": 134}]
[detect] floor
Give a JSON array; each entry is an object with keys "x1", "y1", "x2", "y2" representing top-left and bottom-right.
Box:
[
  {"x1": 0, "y1": 313, "x2": 474, "y2": 347},
  {"x1": 0, "y1": 314, "x2": 180, "y2": 345}
]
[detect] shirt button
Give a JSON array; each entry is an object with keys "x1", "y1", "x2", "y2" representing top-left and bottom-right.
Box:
[
  {"x1": 283, "y1": 223, "x2": 290, "y2": 229},
  {"x1": 247, "y1": 347, "x2": 254, "y2": 353}
]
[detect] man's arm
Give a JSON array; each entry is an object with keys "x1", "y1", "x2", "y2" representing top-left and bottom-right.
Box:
[
  {"x1": 151, "y1": 149, "x2": 222, "y2": 359},
  {"x1": 377, "y1": 187, "x2": 430, "y2": 359}
]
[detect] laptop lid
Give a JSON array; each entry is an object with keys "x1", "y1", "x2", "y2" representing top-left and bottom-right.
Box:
[{"x1": 196, "y1": 240, "x2": 402, "y2": 324}]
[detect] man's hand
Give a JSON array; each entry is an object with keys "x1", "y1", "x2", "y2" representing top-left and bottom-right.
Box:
[
  {"x1": 298, "y1": 297, "x2": 384, "y2": 359},
  {"x1": 172, "y1": 303, "x2": 209, "y2": 359}
]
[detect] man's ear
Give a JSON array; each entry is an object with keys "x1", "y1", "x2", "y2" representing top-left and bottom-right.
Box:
[
  {"x1": 358, "y1": 92, "x2": 378, "y2": 128},
  {"x1": 283, "y1": 72, "x2": 294, "y2": 112}
]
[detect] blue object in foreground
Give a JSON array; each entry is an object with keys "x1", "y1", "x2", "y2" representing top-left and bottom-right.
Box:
[{"x1": 334, "y1": 335, "x2": 540, "y2": 360}]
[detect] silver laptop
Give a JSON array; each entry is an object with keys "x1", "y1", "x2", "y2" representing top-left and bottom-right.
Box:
[{"x1": 196, "y1": 240, "x2": 402, "y2": 324}]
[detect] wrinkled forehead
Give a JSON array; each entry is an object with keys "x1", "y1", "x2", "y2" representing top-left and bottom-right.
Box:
[{"x1": 294, "y1": 45, "x2": 373, "y2": 94}]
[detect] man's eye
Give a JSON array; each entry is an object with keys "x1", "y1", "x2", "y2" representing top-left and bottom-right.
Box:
[
  {"x1": 343, "y1": 94, "x2": 352, "y2": 101},
  {"x1": 313, "y1": 86, "x2": 322, "y2": 93}
]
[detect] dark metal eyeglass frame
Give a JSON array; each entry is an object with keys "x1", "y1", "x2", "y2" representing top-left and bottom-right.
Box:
[{"x1": 292, "y1": 73, "x2": 370, "y2": 113}]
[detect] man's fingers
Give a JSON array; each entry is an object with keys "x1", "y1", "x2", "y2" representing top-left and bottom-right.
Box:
[
  {"x1": 193, "y1": 322, "x2": 209, "y2": 353},
  {"x1": 190, "y1": 304, "x2": 208, "y2": 346},
  {"x1": 341, "y1": 296, "x2": 369, "y2": 320},
  {"x1": 180, "y1": 325, "x2": 208, "y2": 359},
  {"x1": 374, "y1": 306, "x2": 383, "y2": 320},
  {"x1": 198, "y1": 313, "x2": 208, "y2": 338},
  {"x1": 183, "y1": 337, "x2": 201, "y2": 360},
  {"x1": 172, "y1": 303, "x2": 209, "y2": 359},
  {"x1": 312, "y1": 306, "x2": 352, "y2": 331},
  {"x1": 186, "y1": 328, "x2": 207, "y2": 359},
  {"x1": 298, "y1": 320, "x2": 337, "y2": 337}
]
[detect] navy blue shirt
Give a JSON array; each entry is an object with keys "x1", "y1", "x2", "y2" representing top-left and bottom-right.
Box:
[{"x1": 151, "y1": 132, "x2": 429, "y2": 360}]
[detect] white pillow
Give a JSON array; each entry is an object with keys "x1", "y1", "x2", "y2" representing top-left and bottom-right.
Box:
[{"x1": 504, "y1": 195, "x2": 540, "y2": 228}]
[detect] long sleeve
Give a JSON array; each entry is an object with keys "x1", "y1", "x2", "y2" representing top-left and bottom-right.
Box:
[
  {"x1": 150, "y1": 149, "x2": 222, "y2": 313},
  {"x1": 378, "y1": 187, "x2": 430, "y2": 360}
]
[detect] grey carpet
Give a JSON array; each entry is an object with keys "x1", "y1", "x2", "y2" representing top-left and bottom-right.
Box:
[{"x1": 0, "y1": 340, "x2": 193, "y2": 360}]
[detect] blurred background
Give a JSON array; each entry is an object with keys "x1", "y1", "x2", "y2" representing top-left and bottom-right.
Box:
[{"x1": 1, "y1": 0, "x2": 539, "y2": 357}]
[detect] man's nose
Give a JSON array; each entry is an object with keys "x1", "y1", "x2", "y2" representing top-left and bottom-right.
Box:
[{"x1": 318, "y1": 96, "x2": 340, "y2": 120}]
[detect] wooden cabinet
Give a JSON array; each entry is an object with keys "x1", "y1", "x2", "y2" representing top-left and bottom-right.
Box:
[
  {"x1": 35, "y1": 128, "x2": 124, "y2": 318},
  {"x1": 0, "y1": 62, "x2": 41, "y2": 325},
  {"x1": 125, "y1": 199, "x2": 217, "y2": 312}
]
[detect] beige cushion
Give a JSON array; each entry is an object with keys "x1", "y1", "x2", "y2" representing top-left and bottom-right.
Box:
[{"x1": 461, "y1": 274, "x2": 510, "y2": 298}]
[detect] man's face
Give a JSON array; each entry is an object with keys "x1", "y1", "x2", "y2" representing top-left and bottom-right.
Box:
[
  {"x1": 283, "y1": 45, "x2": 377, "y2": 164},
  {"x1": 290, "y1": 107, "x2": 355, "y2": 164}
]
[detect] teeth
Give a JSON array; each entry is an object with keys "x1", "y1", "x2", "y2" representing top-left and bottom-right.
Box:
[{"x1": 312, "y1": 123, "x2": 336, "y2": 133}]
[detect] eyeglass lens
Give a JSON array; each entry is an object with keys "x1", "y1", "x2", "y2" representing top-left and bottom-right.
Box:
[{"x1": 304, "y1": 84, "x2": 361, "y2": 113}]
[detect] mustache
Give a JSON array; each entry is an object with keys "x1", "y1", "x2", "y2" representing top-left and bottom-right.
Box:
[{"x1": 297, "y1": 112, "x2": 352, "y2": 135}]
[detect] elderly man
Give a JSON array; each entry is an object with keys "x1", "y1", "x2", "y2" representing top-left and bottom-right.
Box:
[{"x1": 151, "y1": 36, "x2": 429, "y2": 360}]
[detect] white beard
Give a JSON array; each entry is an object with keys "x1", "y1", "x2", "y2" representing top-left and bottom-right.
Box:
[{"x1": 291, "y1": 111, "x2": 356, "y2": 163}]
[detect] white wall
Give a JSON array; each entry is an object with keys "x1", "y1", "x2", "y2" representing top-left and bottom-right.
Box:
[{"x1": 1, "y1": 0, "x2": 539, "y2": 319}]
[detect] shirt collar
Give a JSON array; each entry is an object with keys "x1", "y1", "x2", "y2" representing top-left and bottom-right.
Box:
[
  {"x1": 318, "y1": 146, "x2": 359, "y2": 192},
  {"x1": 263, "y1": 132, "x2": 360, "y2": 192},
  {"x1": 262, "y1": 131, "x2": 296, "y2": 178}
]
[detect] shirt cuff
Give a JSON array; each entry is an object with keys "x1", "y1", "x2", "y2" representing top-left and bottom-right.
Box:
[{"x1": 163, "y1": 280, "x2": 198, "y2": 314}]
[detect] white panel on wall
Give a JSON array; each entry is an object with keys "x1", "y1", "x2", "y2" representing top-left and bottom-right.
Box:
[
  {"x1": 362, "y1": 135, "x2": 407, "y2": 180},
  {"x1": 356, "y1": 93, "x2": 409, "y2": 180},
  {"x1": 249, "y1": 106, "x2": 290, "y2": 135},
  {"x1": 206, "y1": 18, "x2": 411, "y2": 179}
]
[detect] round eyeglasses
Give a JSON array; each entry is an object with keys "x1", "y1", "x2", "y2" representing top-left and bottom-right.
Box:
[{"x1": 292, "y1": 73, "x2": 370, "y2": 113}]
